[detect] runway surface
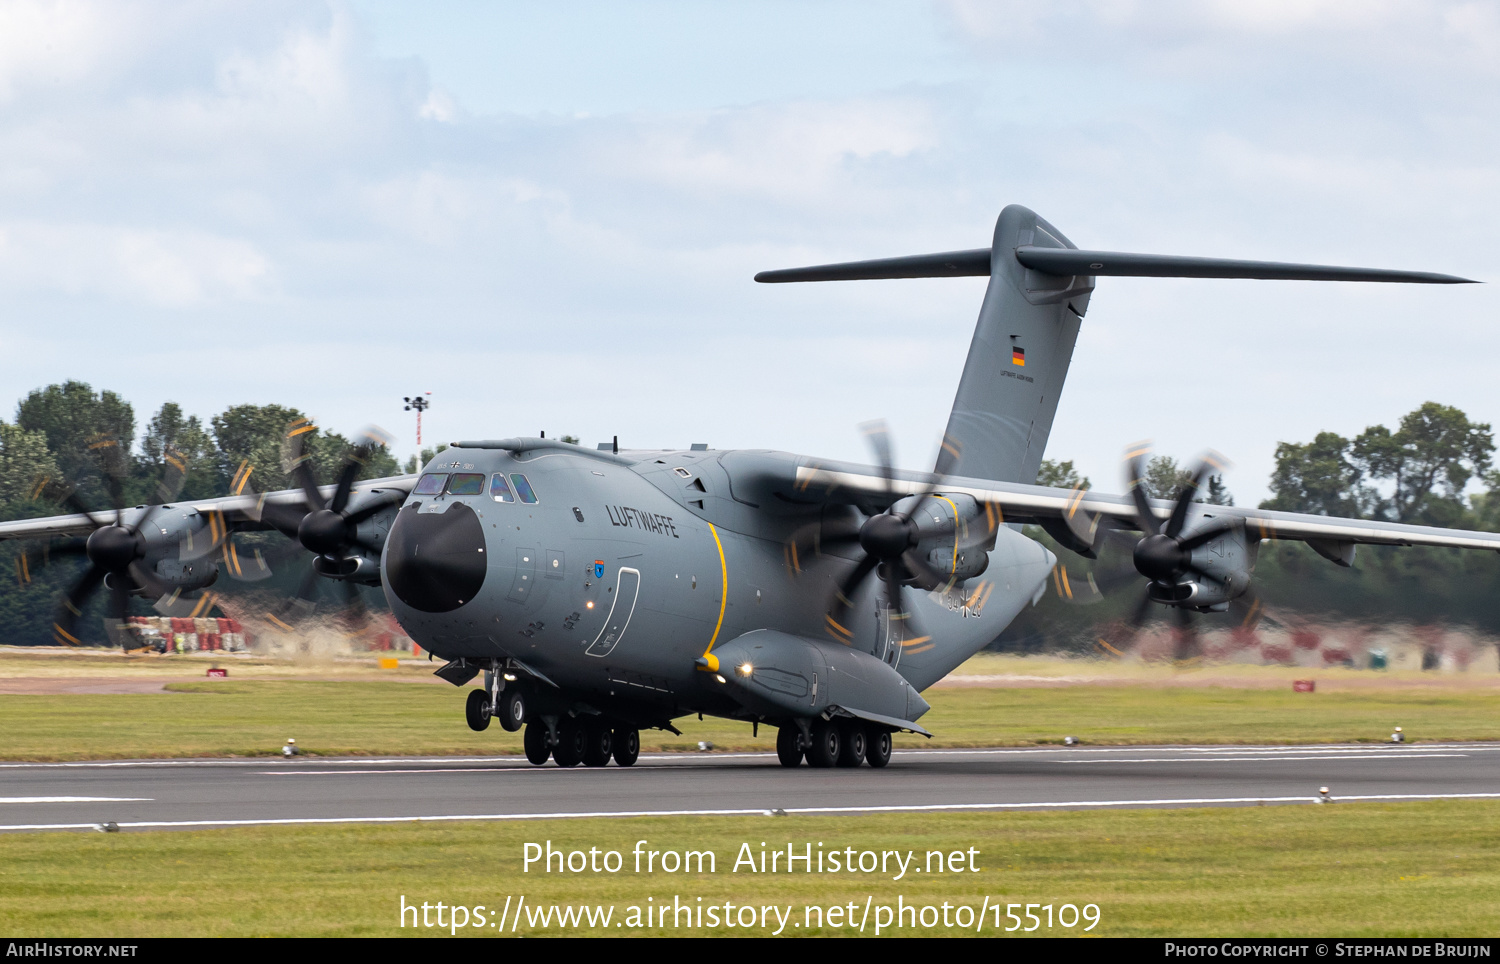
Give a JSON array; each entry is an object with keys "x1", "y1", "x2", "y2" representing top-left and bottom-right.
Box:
[{"x1": 4, "y1": 742, "x2": 1500, "y2": 832}]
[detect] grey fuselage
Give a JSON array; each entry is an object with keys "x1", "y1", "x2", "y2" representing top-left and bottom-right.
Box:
[{"x1": 381, "y1": 443, "x2": 1054, "y2": 729}]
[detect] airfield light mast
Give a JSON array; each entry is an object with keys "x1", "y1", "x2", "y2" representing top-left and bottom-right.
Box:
[{"x1": 403, "y1": 393, "x2": 432, "y2": 448}]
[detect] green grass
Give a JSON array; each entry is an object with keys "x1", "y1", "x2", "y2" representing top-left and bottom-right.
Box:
[
  {"x1": 1, "y1": 802, "x2": 1498, "y2": 936},
  {"x1": 2, "y1": 679, "x2": 1499, "y2": 760}
]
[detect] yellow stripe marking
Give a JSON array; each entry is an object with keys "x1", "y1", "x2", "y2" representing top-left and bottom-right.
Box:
[
  {"x1": 934, "y1": 495, "x2": 961, "y2": 573},
  {"x1": 1096, "y1": 637, "x2": 1124, "y2": 658},
  {"x1": 265, "y1": 613, "x2": 293, "y2": 632},
  {"x1": 700, "y1": 522, "x2": 728, "y2": 661},
  {"x1": 1059, "y1": 565, "x2": 1073, "y2": 600}
]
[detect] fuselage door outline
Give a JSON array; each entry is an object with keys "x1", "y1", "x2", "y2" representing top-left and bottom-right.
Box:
[{"x1": 585, "y1": 567, "x2": 641, "y2": 658}]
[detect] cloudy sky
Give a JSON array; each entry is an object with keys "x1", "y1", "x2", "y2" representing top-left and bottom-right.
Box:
[{"x1": 0, "y1": 1, "x2": 1496, "y2": 504}]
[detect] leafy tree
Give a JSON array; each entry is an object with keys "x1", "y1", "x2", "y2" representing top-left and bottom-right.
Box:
[
  {"x1": 1260, "y1": 432, "x2": 1365, "y2": 517},
  {"x1": 405, "y1": 444, "x2": 449, "y2": 475},
  {"x1": 1142, "y1": 455, "x2": 1193, "y2": 501},
  {"x1": 1350, "y1": 402, "x2": 1493, "y2": 524},
  {"x1": 140, "y1": 402, "x2": 219, "y2": 501},
  {"x1": 15, "y1": 382, "x2": 134, "y2": 507},
  {"x1": 0, "y1": 423, "x2": 59, "y2": 506},
  {"x1": 1204, "y1": 474, "x2": 1234, "y2": 507},
  {"x1": 1036, "y1": 458, "x2": 1089, "y2": 490}
]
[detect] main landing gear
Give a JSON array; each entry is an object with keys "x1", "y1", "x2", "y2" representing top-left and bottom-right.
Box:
[
  {"x1": 465, "y1": 686, "x2": 639, "y2": 767},
  {"x1": 521, "y1": 717, "x2": 641, "y2": 768},
  {"x1": 777, "y1": 720, "x2": 892, "y2": 769}
]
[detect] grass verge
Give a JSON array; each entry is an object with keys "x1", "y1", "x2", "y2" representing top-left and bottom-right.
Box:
[
  {"x1": 2, "y1": 679, "x2": 1500, "y2": 760},
  {"x1": 1, "y1": 802, "x2": 1497, "y2": 936}
]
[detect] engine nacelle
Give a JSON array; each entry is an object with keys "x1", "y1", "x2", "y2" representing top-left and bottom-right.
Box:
[
  {"x1": 893, "y1": 492, "x2": 993, "y2": 581},
  {"x1": 1148, "y1": 517, "x2": 1256, "y2": 610}
]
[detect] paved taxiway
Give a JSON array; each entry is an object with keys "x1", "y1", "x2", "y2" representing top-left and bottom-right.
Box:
[{"x1": 3, "y1": 743, "x2": 1499, "y2": 831}]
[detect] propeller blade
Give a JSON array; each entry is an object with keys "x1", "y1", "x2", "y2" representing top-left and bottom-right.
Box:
[
  {"x1": 220, "y1": 538, "x2": 299, "y2": 583},
  {"x1": 784, "y1": 517, "x2": 861, "y2": 574},
  {"x1": 1164, "y1": 451, "x2": 1228, "y2": 539},
  {"x1": 1123, "y1": 442, "x2": 1160, "y2": 536},
  {"x1": 859, "y1": 419, "x2": 896, "y2": 496},
  {"x1": 900, "y1": 548, "x2": 955, "y2": 594},
  {"x1": 1173, "y1": 605, "x2": 1201, "y2": 663},
  {"x1": 177, "y1": 511, "x2": 231, "y2": 562},
  {"x1": 285, "y1": 419, "x2": 326, "y2": 511},
  {"x1": 1232, "y1": 587, "x2": 1265, "y2": 630},
  {"x1": 329, "y1": 459, "x2": 362, "y2": 515},
  {"x1": 342, "y1": 489, "x2": 406, "y2": 526},
  {"x1": 259, "y1": 500, "x2": 309, "y2": 540},
  {"x1": 827, "y1": 554, "x2": 878, "y2": 644},
  {"x1": 342, "y1": 580, "x2": 370, "y2": 629},
  {"x1": 53, "y1": 566, "x2": 106, "y2": 645}
]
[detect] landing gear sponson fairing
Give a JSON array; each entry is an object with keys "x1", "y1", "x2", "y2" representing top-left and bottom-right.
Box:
[{"x1": 0, "y1": 204, "x2": 1484, "y2": 769}]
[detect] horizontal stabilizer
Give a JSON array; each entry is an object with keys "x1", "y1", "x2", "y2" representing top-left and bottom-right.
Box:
[
  {"x1": 1015, "y1": 247, "x2": 1477, "y2": 284},
  {"x1": 756, "y1": 247, "x2": 1476, "y2": 285},
  {"x1": 754, "y1": 249, "x2": 990, "y2": 283}
]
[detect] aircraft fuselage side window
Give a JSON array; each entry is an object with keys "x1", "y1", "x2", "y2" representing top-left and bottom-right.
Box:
[
  {"x1": 490, "y1": 473, "x2": 515, "y2": 503},
  {"x1": 447, "y1": 473, "x2": 485, "y2": 496},
  {"x1": 413, "y1": 473, "x2": 448, "y2": 496},
  {"x1": 511, "y1": 474, "x2": 539, "y2": 504}
]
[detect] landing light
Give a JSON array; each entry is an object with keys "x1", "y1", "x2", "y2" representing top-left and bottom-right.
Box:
[
  {"x1": 737, "y1": 662, "x2": 753, "y2": 677},
  {"x1": 714, "y1": 674, "x2": 726, "y2": 684},
  {"x1": 586, "y1": 601, "x2": 594, "y2": 609},
  {"x1": 503, "y1": 673, "x2": 517, "y2": 682}
]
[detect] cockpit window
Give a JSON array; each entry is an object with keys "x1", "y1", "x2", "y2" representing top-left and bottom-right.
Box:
[
  {"x1": 510, "y1": 473, "x2": 539, "y2": 504},
  {"x1": 413, "y1": 473, "x2": 447, "y2": 496},
  {"x1": 446, "y1": 473, "x2": 485, "y2": 496},
  {"x1": 490, "y1": 473, "x2": 515, "y2": 503}
]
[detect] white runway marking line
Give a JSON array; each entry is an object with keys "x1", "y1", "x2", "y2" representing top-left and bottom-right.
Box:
[
  {"x1": 0, "y1": 743, "x2": 1493, "y2": 771},
  {"x1": 1059, "y1": 753, "x2": 1470, "y2": 764},
  {"x1": 7, "y1": 791, "x2": 1500, "y2": 832},
  {"x1": 0, "y1": 796, "x2": 152, "y2": 804}
]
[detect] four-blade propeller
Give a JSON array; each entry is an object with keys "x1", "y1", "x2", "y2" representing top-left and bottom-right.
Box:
[{"x1": 786, "y1": 421, "x2": 993, "y2": 647}]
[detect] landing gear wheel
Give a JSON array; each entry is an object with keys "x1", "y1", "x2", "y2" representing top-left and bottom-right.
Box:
[
  {"x1": 806, "y1": 719, "x2": 840, "y2": 768},
  {"x1": 465, "y1": 689, "x2": 491, "y2": 732},
  {"x1": 553, "y1": 718, "x2": 585, "y2": 767},
  {"x1": 864, "y1": 727, "x2": 892, "y2": 768},
  {"x1": 836, "y1": 721, "x2": 866, "y2": 767},
  {"x1": 612, "y1": 728, "x2": 640, "y2": 767},
  {"x1": 498, "y1": 689, "x2": 526, "y2": 732},
  {"x1": 582, "y1": 720, "x2": 613, "y2": 767},
  {"x1": 776, "y1": 725, "x2": 804, "y2": 767},
  {"x1": 522, "y1": 721, "x2": 551, "y2": 765}
]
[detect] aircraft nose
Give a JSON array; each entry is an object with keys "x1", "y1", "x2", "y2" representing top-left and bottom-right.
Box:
[{"x1": 385, "y1": 502, "x2": 487, "y2": 613}]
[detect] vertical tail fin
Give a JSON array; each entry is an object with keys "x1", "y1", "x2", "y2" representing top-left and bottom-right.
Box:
[
  {"x1": 940, "y1": 204, "x2": 1092, "y2": 484},
  {"x1": 755, "y1": 206, "x2": 1473, "y2": 484}
]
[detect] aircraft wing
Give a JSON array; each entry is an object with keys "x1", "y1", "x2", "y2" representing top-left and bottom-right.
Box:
[
  {"x1": 781, "y1": 461, "x2": 1500, "y2": 554},
  {"x1": 0, "y1": 474, "x2": 419, "y2": 543}
]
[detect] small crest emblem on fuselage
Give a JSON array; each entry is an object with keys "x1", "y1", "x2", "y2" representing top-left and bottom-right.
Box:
[{"x1": 593, "y1": 560, "x2": 605, "y2": 579}]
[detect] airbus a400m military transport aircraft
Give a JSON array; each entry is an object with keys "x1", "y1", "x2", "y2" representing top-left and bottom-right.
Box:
[{"x1": 1, "y1": 204, "x2": 1490, "y2": 771}]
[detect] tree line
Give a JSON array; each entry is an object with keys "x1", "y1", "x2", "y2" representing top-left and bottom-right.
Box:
[
  {"x1": 1009, "y1": 401, "x2": 1500, "y2": 650},
  {"x1": 0, "y1": 382, "x2": 403, "y2": 645}
]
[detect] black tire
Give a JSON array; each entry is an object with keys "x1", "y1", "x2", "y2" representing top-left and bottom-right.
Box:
[
  {"x1": 836, "y1": 721, "x2": 866, "y2": 767},
  {"x1": 582, "y1": 720, "x2": 613, "y2": 767},
  {"x1": 498, "y1": 689, "x2": 525, "y2": 732},
  {"x1": 523, "y1": 721, "x2": 551, "y2": 765},
  {"x1": 612, "y1": 728, "x2": 640, "y2": 767},
  {"x1": 553, "y1": 718, "x2": 585, "y2": 767},
  {"x1": 864, "y1": 727, "x2": 892, "y2": 768},
  {"x1": 776, "y1": 725, "x2": 804, "y2": 767},
  {"x1": 806, "y1": 719, "x2": 840, "y2": 768},
  {"x1": 465, "y1": 689, "x2": 491, "y2": 732}
]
